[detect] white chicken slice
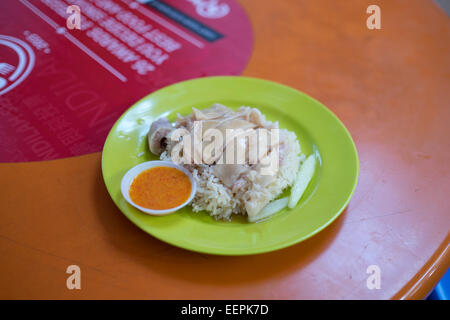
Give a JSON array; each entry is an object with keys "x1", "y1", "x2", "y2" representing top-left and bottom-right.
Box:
[{"x1": 192, "y1": 104, "x2": 233, "y2": 120}]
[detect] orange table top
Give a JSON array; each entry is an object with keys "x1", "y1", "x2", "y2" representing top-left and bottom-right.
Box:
[{"x1": 1, "y1": 0, "x2": 449, "y2": 299}]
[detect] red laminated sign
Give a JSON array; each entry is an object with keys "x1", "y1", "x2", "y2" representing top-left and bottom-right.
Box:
[{"x1": 0, "y1": 0, "x2": 253, "y2": 162}]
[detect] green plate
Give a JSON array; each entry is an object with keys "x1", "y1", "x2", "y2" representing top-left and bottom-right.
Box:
[{"x1": 101, "y1": 76, "x2": 358, "y2": 255}]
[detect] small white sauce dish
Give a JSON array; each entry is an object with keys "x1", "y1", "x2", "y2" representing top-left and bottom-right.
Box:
[{"x1": 121, "y1": 160, "x2": 197, "y2": 216}]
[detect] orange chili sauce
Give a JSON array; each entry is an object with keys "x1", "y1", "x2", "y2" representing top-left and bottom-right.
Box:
[{"x1": 129, "y1": 166, "x2": 192, "y2": 210}]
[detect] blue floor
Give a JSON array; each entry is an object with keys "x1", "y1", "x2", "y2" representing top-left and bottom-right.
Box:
[
  {"x1": 434, "y1": 0, "x2": 450, "y2": 16},
  {"x1": 427, "y1": 268, "x2": 449, "y2": 300}
]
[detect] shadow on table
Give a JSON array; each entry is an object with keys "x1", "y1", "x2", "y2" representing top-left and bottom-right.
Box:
[{"x1": 94, "y1": 166, "x2": 345, "y2": 286}]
